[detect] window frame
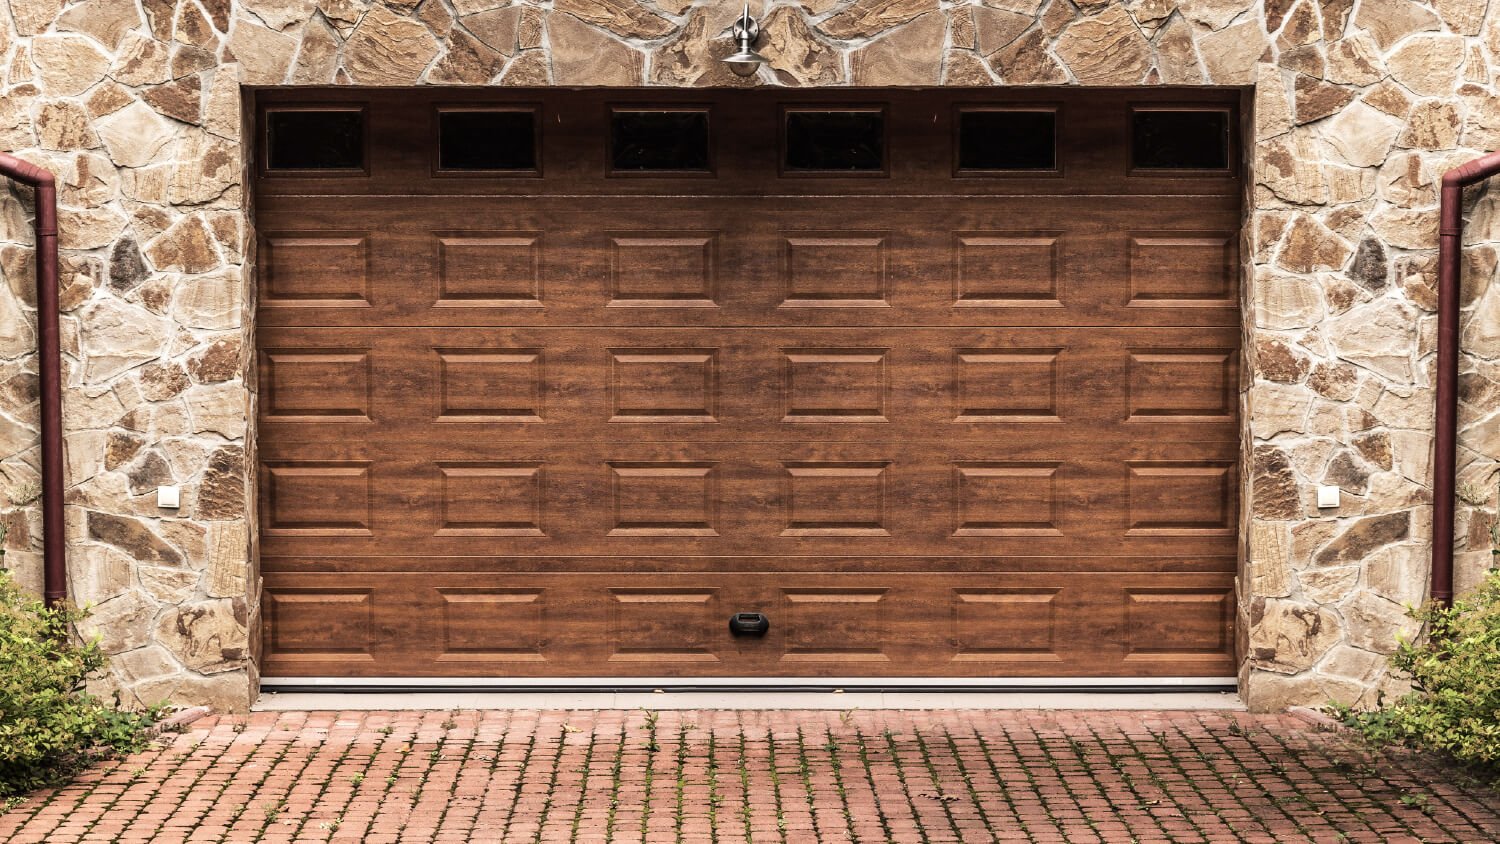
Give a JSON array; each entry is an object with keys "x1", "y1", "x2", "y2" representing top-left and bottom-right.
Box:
[
  {"x1": 951, "y1": 104, "x2": 1064, "y2": 179},
  {"x1": 605, "y1": 104, "x2": 716, "y2": 178},
  {"x1": 779, "y1": 105, "x2": 890, "y2": 178},
  {"x1": 431, "y1": 104, "x2": 544, "y2": 178},
  {"x1": 259, "y1": 104, "x2": 371, "y2": 178},
  {"x1": 1126, "y1": 103, "x2": 1238, "y2": 178}
]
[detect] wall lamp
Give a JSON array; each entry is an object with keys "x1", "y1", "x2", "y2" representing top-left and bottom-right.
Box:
[{"x1": 722, "y1": 5, "x2": 768, "y2": 77}]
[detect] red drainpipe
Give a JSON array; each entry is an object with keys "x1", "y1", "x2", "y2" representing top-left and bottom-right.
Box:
[
  {"x1": 1435, "y1": 150, "x2": 1500, "y2": 607},
  {"x1": 0, "y1": 153, "x2": 64, "y2": 607}
]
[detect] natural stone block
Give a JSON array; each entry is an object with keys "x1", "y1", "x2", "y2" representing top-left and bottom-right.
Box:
[
  {"x1": 1313, "y1": 511, "x2": 1410, "y2": 566},
  {"x1": 989, "y1": 29, "x2": 1067, "y2": 84},
  {"x1": 1252, "y1": 444, "x2": 1301, "y2": 520},
  {"x1": 226, "y1": 19, "x2": 297, "y2": 84},
  {"x1": 145, "y1": 216, "x2": 221, "y2": 274},
  {"x1": 1197, "y1": 18, "x2": 1266, "y2": 84},
  {"x1": 1254, "y1": 267, "x2": 1325, "y2": 330},
  {"x1": 549, "y1": 13, "x2": 642, "y2": 85},
  {"x1": 1277, "y1": 215, "x2": 1351, "y2": 274},
  {"x1": 198, "y1": 446, "x2": 245, "y2": 519},
  {"x1": 1321, "y1": 101, "x2": 1401, "y2": 168},
  {"x1": 1386, "y1": 34, "x2": 1465, "y2": 97},
  {"x1": 1344, "y1": 593, "x2": 1417, "y2": 654},
  {"x1": 1298, "y1": 564, "x2": 1358, "y2": 603},
  {"x1": 31, "y1": 34, "x2": 110, "y2": 96},
  {"x1": 88, "y1": 510, "x2": 183, "y2": 565},
  {"x1": 1054, "y1": 5, "x2": 1150, "y2": 85},
  {"x1": 95, "y1": 100, "x2": 176, "y2": 168},
  {"x1": 1398, "y1": 100, "x2": 1461, "y2": 151},
  {"x1": 820, "y1": 0, "x2": 938, "y2": 40},
  {"x1": 343, "y1": 7, "x2": 440, "y2": 84},
  {"x1": 751, "y1": 7, "x2": 837, "y2": 87},
  {"x1": 154, "y1": 598, "x2": 248, "y2": 673},
  {"x1": 554, "y1": 0, "x2": 673, "y2": 38},
  {"x1": 1353, "y1": 0, "x2": 1439, "y2": 50},
  {"x1": 1249, "y1": 598, "x2": 1341, "y2": 674},
  {"x1": 851, "y1": 13, "x2": 944, "y2": 85}
]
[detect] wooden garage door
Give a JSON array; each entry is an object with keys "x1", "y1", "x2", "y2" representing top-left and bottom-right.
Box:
[{"x1": 256, "y1": 89, "x2": 1242, "y2": 679}]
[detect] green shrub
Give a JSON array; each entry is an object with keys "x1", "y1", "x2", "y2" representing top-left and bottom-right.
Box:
[
  {"x1": 0, "y1": 529, "x2": 160, "y2": 798},
  {"x1": 1335, "y1": 567, "x2": 1500, "y2": 780}
]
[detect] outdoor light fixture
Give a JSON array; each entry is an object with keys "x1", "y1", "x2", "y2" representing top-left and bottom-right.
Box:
[{"x1": 722, "y1": 5, "x2": 767, "y2": 77}]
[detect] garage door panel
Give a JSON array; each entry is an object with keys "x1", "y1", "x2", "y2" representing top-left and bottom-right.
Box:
[
  {"x1": 257, "y1": 326, "x2": 1240, "y2": 438},
  {"x1": 255, "y1": 196, "x2": 1240, "y2": 329},
  {"x1": 259, "y1": 570, "x2": 1236, "y2": 677},
  {"x1": 256, "y1": 447, "x2": 1237, "y2": 560}
]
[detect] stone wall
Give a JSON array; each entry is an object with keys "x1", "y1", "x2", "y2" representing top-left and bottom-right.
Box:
[{"x1": 0, "y1": 0, "x2": 1496, "y2": 711}]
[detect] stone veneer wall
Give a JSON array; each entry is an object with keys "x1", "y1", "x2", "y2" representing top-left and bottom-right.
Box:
[{"x1": 0, "y1": 0, "x2": 1497, "y2": 711}]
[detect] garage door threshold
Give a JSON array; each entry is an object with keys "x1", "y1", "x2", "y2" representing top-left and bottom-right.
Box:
[{"x1": 255, "y1": 684, "x2": 1243, "y2": 712}]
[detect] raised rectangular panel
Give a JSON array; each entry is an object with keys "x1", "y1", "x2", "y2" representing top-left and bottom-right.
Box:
[
  {"x1": 436, "y1": 588, "x2": 544, "y2": 661},
  {"x1": 954, "y1": 349, "x2": 1061, "y2": 422},
  {"x1": 782, "y1": 349, "x2": 887, "y2": 422},
  {"x1": 260, "y1": 349, "x2": 372, "y2": 422},
  {"x1": 1126, "y1": 461, "x2": 1235, "y2": 535},
  {"x1": 609, "y1": 589, "x2": 719, "y2": 663},
  {"x1": 435, "y1": 349, "x2": 543, "y2": 422},
  {"x1": 609, "y1": 462, "x2": 718, "y2": 536},
  {"x1": 609, "y1": 232, "x2": 718, "y2": 307},
  {"x1": 265, "y1": 589, "x2": 373, "y2": 659},
  {"x1": 1124, "y1": 588, "x2": 1232, "y2": 657},
  {"x1": 953, "y1": 462, "x2": 1062, "y2": 536},
  {"x1": 435, "y1": 232, "x2": 542, "y2": 308},
  {"x1": 436, "y1": 462, "x2": 544, "y2": 537},
  {"x1": 262, "y1": 461, "x2": 372, "y2": 536},
  {"x1": 781, "y1": 589, "x2": 888, "y2": 662},
  {"x1": 1128, "y1": 234, "x2": 1236, "y2": 307},
  {"x1": 781, "y1": 233, "x2": 889, "y2": 307},
  {"x1": 782, "y1": 462, "x2": 889, "y2": 536},
  {"x1": 953, "y1": 233, "x2": 1061, "y2": 307},
  {"x1": 1127, "y1": 350, "x2": 1235, "y2": 421},
  {"x1": 610, "y1": 349, "x2": 717, "y2": 422},
  {"x1": 952, "y1": 589, "x2": 1061, "y2": 661},
  {"x1": 260, "y1": 233, "x2": 370, "y2": 308}
]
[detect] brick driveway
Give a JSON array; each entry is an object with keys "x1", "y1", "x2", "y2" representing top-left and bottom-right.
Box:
[{"x1": 2, "y1": 709, "x2": 1497, "y2": 843}]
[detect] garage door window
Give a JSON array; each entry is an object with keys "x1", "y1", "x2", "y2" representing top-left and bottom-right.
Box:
[
  {"x1": 265, "y1": 108, "x2": 365, "y2": 171},
  {"x1": 1130, "y1": 108, "x2": 1231, "y2": 171},
  {"x1": 610, "y1": 109, "x2": 712, "y2": 173},
  {"x1": 956, "y1": 108, "x2": 1058, "y2": 173},
  {"x1": 437, "y1": 109, "x2": 537, "y2": 172},
  {"x1": 784, "y1": 109, "x2": 885, "y2": 173}
]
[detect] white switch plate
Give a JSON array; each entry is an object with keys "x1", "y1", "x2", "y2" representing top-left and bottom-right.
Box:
[
  {"x1": 156, "y1": 485, "x2": 180, "y2": 509},
  {"x1": 1316, "y1": 485, "x2": 1340, "y2": 508}
]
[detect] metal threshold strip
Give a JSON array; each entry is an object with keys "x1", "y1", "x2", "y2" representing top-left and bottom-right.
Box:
[{"x1": 260, "y1": 676, "x2": 1238, "y2": 694}]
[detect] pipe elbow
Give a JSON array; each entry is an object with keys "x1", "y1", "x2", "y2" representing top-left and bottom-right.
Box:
[{"x1": 0, "y1": 152, "x2": 57, "y2": 188}]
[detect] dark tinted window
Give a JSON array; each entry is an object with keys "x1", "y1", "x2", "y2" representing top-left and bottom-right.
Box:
[
  {"x1": 785, "y1": 110, "x2": 884, "y2": 172},
  {"x1": 266, "y1": 110, "x2": 364, "y2": 170},
  {"x1": 438, "y1": 110, "x2": 536, "y2": 171},
  {"x1": 611, "y1": 110, "x2": 711, "y2": 171},
  {"x1": 1132, "y1": 109, "x2": 1230, "y2": 170},
  {"x1": 958, "y1": 110, "x2": 1056, "y2": 170}
]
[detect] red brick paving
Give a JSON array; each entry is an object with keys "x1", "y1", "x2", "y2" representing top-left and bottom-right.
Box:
[{"x1": 2, "y1": 709, "x2": 1496, "y2": 842}]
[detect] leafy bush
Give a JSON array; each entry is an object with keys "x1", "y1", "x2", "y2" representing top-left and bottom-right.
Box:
[
  {"x1": 0, "y1": 529, "x2": 160, "y2": 798},
  {"x1": 1336, "y1": 568, "x2": 1500, "y2": 780}
]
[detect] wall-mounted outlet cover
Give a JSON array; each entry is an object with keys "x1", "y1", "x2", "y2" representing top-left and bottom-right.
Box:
[
  {"x1": 157, "y1": 485, "x2": 181, "y2": 509},
  {"x1": 1316, "y1": 485, "x2": 1340, "y2": 509}
]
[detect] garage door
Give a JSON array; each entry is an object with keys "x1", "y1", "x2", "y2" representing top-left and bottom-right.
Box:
[{"x1": 255, "y1": 89, "x2": 1242, "y2": 680}]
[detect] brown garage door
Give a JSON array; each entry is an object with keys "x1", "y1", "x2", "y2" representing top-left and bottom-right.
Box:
[{"x1": 255, "y1": 88, "x2": 1242, "y2": 680}]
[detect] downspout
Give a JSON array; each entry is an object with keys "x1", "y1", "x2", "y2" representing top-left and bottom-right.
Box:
[
  {"x1": 1435, "y1": 150, "x2": 1500, "y2": 607},
  {"x1": 0, "y1": 153, "x2": 64, "y2": 607}
]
